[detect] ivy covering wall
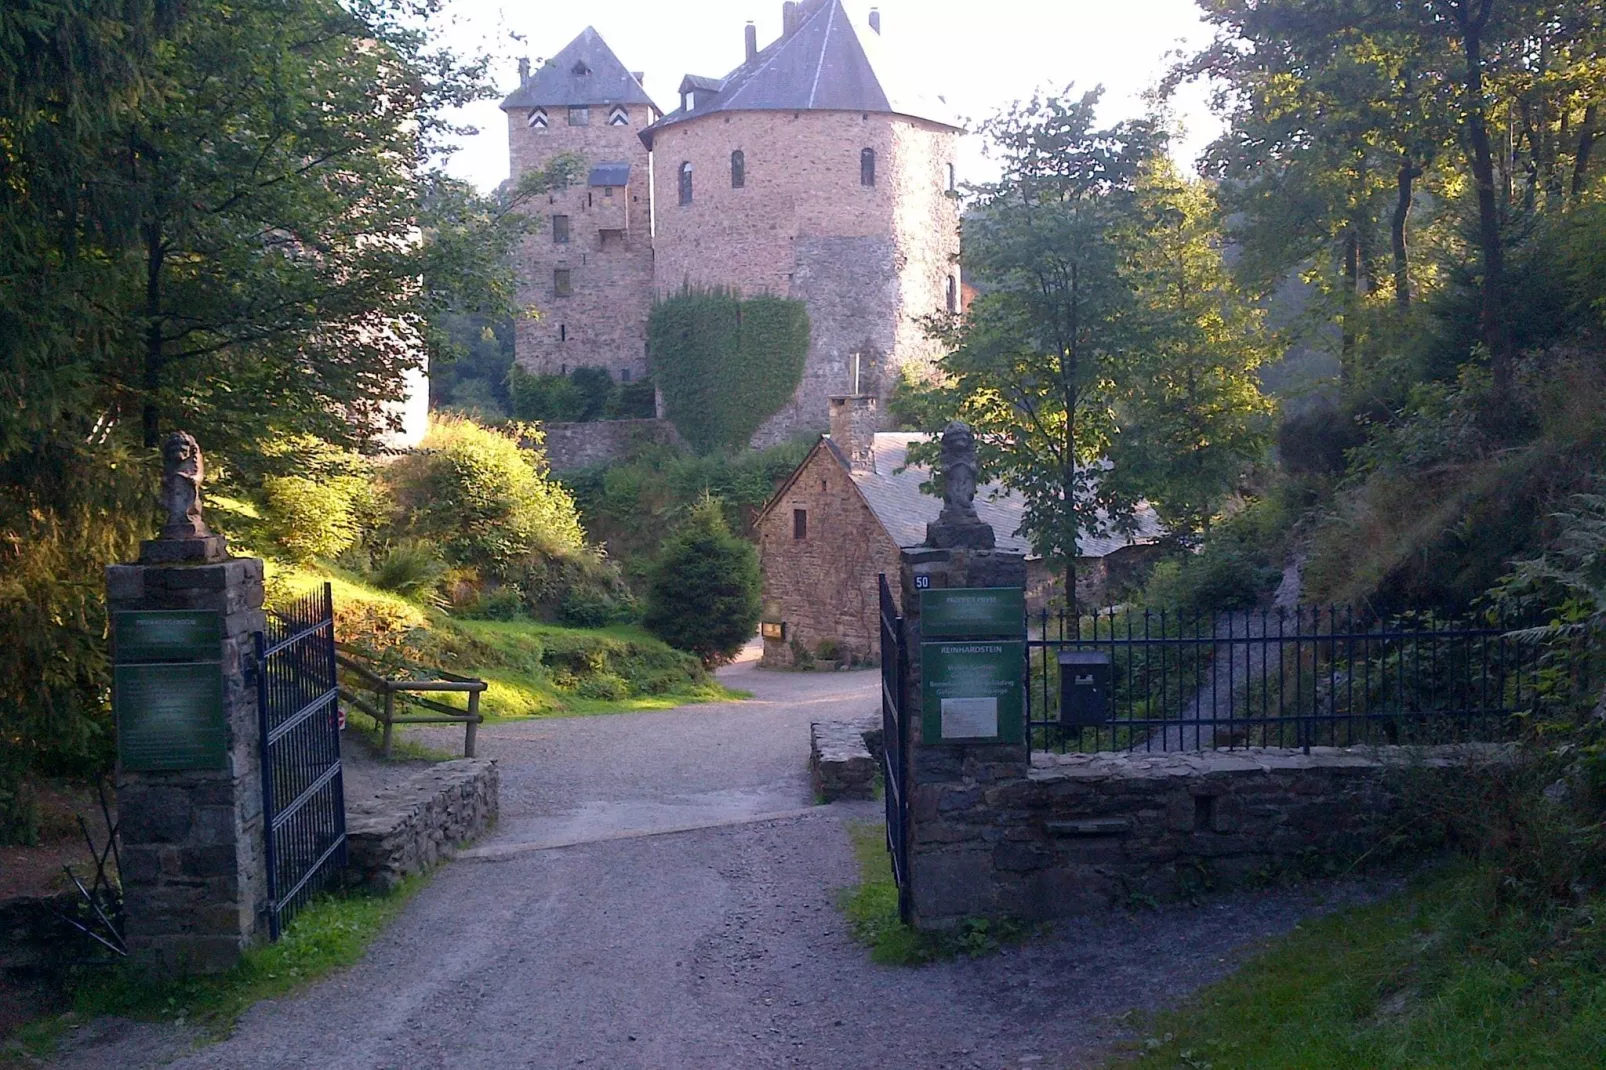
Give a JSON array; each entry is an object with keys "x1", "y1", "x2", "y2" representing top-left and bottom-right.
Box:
[{"x1": 649, "y1": 288, "x2": 809, "y2": 452}]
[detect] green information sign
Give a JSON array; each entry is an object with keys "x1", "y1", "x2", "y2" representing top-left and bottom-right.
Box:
[
  {"x1": 115, "y1": 662, "x2": 227, "y2": 771},
  {"x1": 920, "y1": 640, "x2": 1025, "y2": 744},
  {"x1": 920, "y1": 587, "x2": 1026, "y2": 639},
  {"x1": 115, "y1": 610, "x2": 221, "y2": 663}
]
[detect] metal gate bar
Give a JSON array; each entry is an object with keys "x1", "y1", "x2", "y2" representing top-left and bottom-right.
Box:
[
  {"x1": 879, "y1": 574, "x2": 910, "y2": 923},
  {"x1": 254, "y1": 582, "x2": 346, "y2": 939}
]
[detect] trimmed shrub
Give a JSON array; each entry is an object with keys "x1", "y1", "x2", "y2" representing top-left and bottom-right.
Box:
[
  {"x1": 643, "y1": 496, "x2": 762, "y2": 665},
  {"x1": 649, "y1": 287, "x2": 809, "y2": 452}
]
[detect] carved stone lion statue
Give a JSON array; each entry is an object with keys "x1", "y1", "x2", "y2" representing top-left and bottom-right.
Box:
[
  {"x1": 938, "y1": 420, "x2": 980, "y2": 522},
  {"x1": 159, "y1": 431, "x2": 211, "y2": 539}
]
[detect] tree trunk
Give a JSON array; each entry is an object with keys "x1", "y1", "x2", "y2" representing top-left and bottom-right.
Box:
[
  {"x1": 1574, "y1": 103, "x2": 1599, "y2": 199},
  {"x1": 1392, "y1": 156, "x2": 1421, "y2": 309},
  {"x1": 1455, "y1": 1, "x2": 1511, "y2": 393},
  {"x1": 142, "y1": 221, "x2": 164, "y2": 449}
]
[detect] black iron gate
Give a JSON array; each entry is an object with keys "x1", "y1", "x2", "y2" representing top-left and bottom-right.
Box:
[
  {"x1": 878, "y1": 574, "x2": 911, "y2": 923},
  {"x1": 254, "y1": 582, "x2": 346, "y2": 939}
]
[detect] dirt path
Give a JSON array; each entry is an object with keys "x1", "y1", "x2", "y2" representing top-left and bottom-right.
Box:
[{"x1": 44, "y1": 638, "x2": 1386, "y2": 1070}]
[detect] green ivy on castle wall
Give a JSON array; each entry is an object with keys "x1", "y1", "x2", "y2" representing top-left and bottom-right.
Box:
[{"x1": 649, "y1": 287, "x2": 809, "y2": 452}]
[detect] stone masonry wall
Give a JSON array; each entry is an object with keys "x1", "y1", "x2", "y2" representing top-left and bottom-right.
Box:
[
  {"x1": 345, "y1": 760, "x2": 499, "y2": 893},
  {"x1": 757, "y1": 443, "x2": 903, "y2": 664},
  {"x1": 649, "y1": 110, "x2": 960, "y2": 446},
  {"x1": 508, "y1": 103, "x2": 656, "y2": 380},
  {"x1": 909, "y1": 747, "x2": 1447, "y2": 928},
  {"x1": 538, "y1": 417, "x2": 683, "y2": 472}
]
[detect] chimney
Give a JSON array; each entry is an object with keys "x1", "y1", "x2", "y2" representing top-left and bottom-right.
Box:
[
  {"x1": 518, "y1": 56, "x2": 530, "y2": 83},
  {"x1": 782, "y1": 1, "x2": 799, "y2": 37},
  {"x1": 869, "y1": 8, "x2": 881, "y2": 34},
  {"x1": 829, "y1": 394, "x2": 879, "y2": 475},
  {"x1": 745, "y1": 21, "x2": 758, "y2": 62},
  {"x1": 631, "y1": 70, "x2": 646, "y2": 87}
]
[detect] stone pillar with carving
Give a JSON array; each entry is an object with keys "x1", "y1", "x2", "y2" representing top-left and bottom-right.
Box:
[
  {"x1": 107, "y1": 432, "x2": 269, "y2": 973},
  {"x1": 898, "y1": 421, "x2": 1030, "y2": 928}
]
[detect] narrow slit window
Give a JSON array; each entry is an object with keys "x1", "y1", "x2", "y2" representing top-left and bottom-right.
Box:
[
  {"x1": 860, "y1": 148, "x2": 876, "y2": 187},
  {"x1": 621, "y1": 368, "x2": 632, "y2": 383},
  {"x1": 946, "y1": 275, "x2": 958, "y2": 313},
  {"x1": 554, "y1": 268, "x2": 572, "y2": 297},
  {"x1": 552, "y1": 214, "x2": 570, "y2": 244},
  {"x1": 559, "y1": 324, "x2": 566, "y2": 342},
  {"x1": 678, "y1": 162, "x2": 694, "y2": 205},
  {"x1": 731, "y1": 149, "x2": 745, "y2": 188},
  {"x1": 947, "y1": 162, "x2": 956, "y2": 192},
  {"x1": 792, "y1": 509, "x2": 807, "y2": 539}
]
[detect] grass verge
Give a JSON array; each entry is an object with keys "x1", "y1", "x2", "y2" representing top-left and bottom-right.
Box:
[
  {"x1": 4, "y1": 878, "x2": 426, "y2": 1061},
  {"x1": 838, "y1": 820, "x2": 1034, "y2": 966},
  {"x1": 1115, "y1": 863, "x2": 1606, "y2": 1069}
]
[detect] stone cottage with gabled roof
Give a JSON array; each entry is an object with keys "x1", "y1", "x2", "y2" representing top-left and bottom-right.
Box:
[
  {"x1": 754, "y1": 396, "x2": 1165, "y2": 666},
  {"x1": 502, "y1": 2, "x2": 963, "y2": 445}
]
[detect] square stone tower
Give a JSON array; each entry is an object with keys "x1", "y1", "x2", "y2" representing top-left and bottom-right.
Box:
[{"x1": 501, "y1": 30, "x2": 661, "y2": 383}]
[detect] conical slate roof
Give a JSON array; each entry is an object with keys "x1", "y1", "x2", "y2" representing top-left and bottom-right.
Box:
[
  {"x1": 640, "y1": 0, "x2": 958, "y2": 147},
  {"x1": 501, "y1": 27, "x2": 657, "y2": 111}
]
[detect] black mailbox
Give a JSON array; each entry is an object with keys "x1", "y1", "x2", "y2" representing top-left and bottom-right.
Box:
[{"x1": 1058, "y1": 650, "x2": 1112, "y2": 725}]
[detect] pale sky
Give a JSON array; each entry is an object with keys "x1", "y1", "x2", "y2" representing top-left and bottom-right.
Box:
[{"x1": 434, "y1": 0, "x2": 1224, "y2": 192}]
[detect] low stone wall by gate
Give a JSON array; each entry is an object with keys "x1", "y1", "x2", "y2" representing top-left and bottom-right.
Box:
[
  {"x1": 909, "y1": 745, "x2": 1479, "y2": 928},
  {"x1": 345, "y1": 760, "x2": 499, "y2": 893}
]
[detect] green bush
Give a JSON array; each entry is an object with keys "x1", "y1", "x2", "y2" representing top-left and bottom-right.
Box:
[
  {"x1": 507, "y1": 365, "x2": 656, "y2": 423},
  {"x1": 643, "y1": 496, "x2": 762, "y2": 664},
  {"x1": 262, "y1": 473, "x2": 372, "y2": 563},
  {"x1": 520, "y1": 549, "x2": 638, "y2": 626},
  {"x1": 507, "y1": 365, "x2": 585, "y2": 422},
  {"x1": 364, "y1": 541, "x2": 449, "y2": 603},
  {"x1": 575, "y1": 672, "x2": 631, "y2": 700},
  {"x1": 388, "y1": 416, "x2": 585, "y2": 580},
  {"x1": 649, "y1": 287, "x2": 809, "y2": 452},
  {"x1": 460, "y1": 587, "x2": 525, "y2": 621}
]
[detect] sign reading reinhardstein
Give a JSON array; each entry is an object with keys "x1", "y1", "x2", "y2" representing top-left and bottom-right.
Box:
[
  {"x1": 919, "y1": 587, "x2": 1026, "y2": 639},
  {"x1": 921, "y1": 640, "x2": 1025, "y2": 744}
]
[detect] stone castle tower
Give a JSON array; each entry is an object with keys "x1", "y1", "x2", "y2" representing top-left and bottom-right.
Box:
[{"x1": 501, "y1": 1, "x2": 962, "y2": 444}]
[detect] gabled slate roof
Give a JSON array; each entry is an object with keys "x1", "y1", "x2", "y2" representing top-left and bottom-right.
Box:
[
  {"x1": 640, "y1": 0, "x2": 959, "y2": 148},
  {"x1": 824, "y1": 433, "x2": 1163, "y2": 559},
  {"x1": 587, "y1": 162, "x2": 631, "y2": 187},
  {"x1": 501, "y1": 27, "x2": 658, "y2": 112}
]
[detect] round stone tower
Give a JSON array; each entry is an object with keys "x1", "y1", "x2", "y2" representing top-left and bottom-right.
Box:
[{"x1": 641, "y1": 0, "x2": 962, "y2": 446}]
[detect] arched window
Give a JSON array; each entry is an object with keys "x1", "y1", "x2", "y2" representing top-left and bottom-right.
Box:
[
  {"x1": 731, "y1": 150, "x2": 746, "y2": 189},
  {"x1": 946, "y1": 275, "x2": 958, "y2": 313},
  {"x1": 678, "y1": 162, "x2": 693, "y2": 206},
  {"x1": 860, "y1": 148, "x2": 876, "y2": 187}
]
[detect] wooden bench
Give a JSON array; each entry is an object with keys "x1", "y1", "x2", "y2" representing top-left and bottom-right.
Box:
[{"x1": 336, "y1": 646, "x2": 487, "y2": 758}]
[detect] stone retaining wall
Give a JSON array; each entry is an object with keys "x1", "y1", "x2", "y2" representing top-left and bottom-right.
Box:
[
  {"x1": 345, "y1": 760, "x2": 499, "y2": 893},
  {"x1": 538, "y1": 419, "x2": 681, "y2": 472},
  {"x1": 910, "y1": 746, "x2": 1480, "y2": 928}
]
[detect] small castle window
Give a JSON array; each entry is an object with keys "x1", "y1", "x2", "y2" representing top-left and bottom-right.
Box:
[
  {"x1": 603, "y1": 186, "x2": 614, "y2": 198},
  {"x1": 528, "y1": 108, "x2": 548, "y2": 130},
  {"x1": 572, "y1": 60, "x2": 591, "y2": 76},
  {"x1": 568, "y1": 105, "x2": 590, "y2": 126},
  {"x1": 947, "y1": 162, "x2": 956, "y2": 192},
  {"x1": 860, "y1": 148, "x2": 876, "y2": 187},
  {"x1": 946, "y1": 275, "x2": 957, "y2": 313},
  {"x1": 559, "y1": 324, "x2": 566, "y2": 342},
  {"x1": 554, "y1": 268, "x2": 572, "y2": 297},
  {"x1": 608, "y1": 105, "x2": 629, "y2": 126},
  {"x1": 793, "y1": 509, "x2": 807, "y2": 540},
  {"x1": 679, "y1": 162, "x2": 693, "y2": 206},
  {"x1": 560, "y1": 363, "x2": 568, "y2": 375},
  {"x1": 731, "y1": 150, "x2": 745, "y2": 189},
  {"x1": 621, "y1": 368, "x2": 632, "y2": 383},
  {"x1": 552, "y1": 214, "x2": 570, "y2": 244}
]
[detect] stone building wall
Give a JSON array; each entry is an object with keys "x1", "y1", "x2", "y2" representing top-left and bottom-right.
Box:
[
  {"x1": 507, "y1": 105, "x2": 655, "y2": 380},
  {"x1": 908, "y1": 747, "x2": 1453, "y2": 928},
  {"x1": 756, "y1": 443, "x2": 902, "y2": 664},
  {"x1": 538, "y1": 417, "x2": 683, "y2": 472},
  {"x1": 648, "y1": 110, "x2": 960, "y2": 445}
]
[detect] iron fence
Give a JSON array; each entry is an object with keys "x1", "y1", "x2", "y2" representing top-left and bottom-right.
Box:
[
  {"x1": 254, "y1": 582, "x2": 346, "y2": 939},
  {"x1": 1028, "y1": 604, "x2": 1573, "y2": 754},
  {"x1": 879, "y1": 574, "x2": 911, "y2": 922}
]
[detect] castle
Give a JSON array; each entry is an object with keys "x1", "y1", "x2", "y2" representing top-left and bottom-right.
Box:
[{"x1": 500, "y1": 1, "x2": 962, "y2": 446}]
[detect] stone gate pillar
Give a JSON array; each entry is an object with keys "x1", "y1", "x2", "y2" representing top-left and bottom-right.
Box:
[
  {"x1": 898, "y1": 421, "x2": 1030, "y2": 928},
  {"x1": 106, "y1": 432, "x2": 268, "y2": 973}
]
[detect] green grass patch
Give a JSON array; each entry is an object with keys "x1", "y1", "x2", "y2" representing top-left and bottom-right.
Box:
[
  {"x1": 1115, "y1": 864, "x2": 1606, "y2": 1069},
  {"x1": 838, "y1": 820, "x2": 1034, "y2": 966},
  {"x1": 8, "y1": 878, "x2": 426, "y2": 1059}
]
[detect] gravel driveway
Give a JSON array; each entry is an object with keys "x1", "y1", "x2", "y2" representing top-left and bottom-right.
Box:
[{"x1": 45, "y1": 645, "x2": 1387, "y2": 1070}]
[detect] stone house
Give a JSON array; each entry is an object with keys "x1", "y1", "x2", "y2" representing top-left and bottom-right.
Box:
[
  {"x1": 754, "y1": 397, "x2": 1165, "y2": 666},
  {"x1": 500, "y1": 1, "x2": 962, "y2": 445}
]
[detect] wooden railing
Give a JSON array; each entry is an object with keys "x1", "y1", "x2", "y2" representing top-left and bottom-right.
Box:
[{"x1": 335, "y1": 646, "x2": 486, "y2": 758}]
